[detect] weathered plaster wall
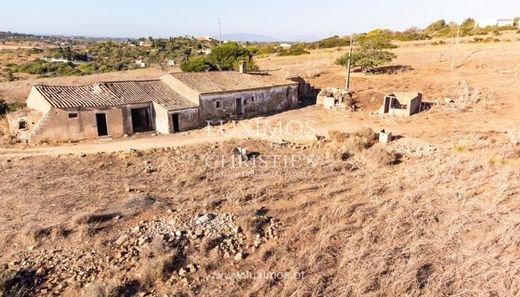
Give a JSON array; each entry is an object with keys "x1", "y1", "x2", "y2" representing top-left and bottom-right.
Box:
[
  {"x1": 153, "y1": 103, "x2": 170, "y2": 134},
  {"x1": 29, "y1": 107, "x2": 124, "y2": 143},
  {"x1": 170, "y1": 108, "x2": 200, "y2": 132},
  {"x1": 153, "y1": 104, "x2": 199, "y2": 134},
  {"x1": 199, "y1": 85, "x2": 298, "y2": 123},
  {"x1": 27, "y1": 87, "x2": 52, "y2": 114}
]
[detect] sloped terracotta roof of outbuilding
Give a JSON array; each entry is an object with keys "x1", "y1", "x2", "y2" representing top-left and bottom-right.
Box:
[
  {"x1": 169, "y1": 71, "x2": 298, "y2": 94},
  {"x1": 34, "y1": 80, "x2": 198, "y2": 110}
]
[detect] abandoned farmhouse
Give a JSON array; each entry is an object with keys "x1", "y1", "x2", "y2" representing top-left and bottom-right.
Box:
[{"x1": 9, "y1": 69, "x2": 300, "y2": 143}]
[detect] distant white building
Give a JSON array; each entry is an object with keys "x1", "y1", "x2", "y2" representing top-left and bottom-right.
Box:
[
  {"x1": 41, "y1": 57, "x2": 70, "y2": 63},
  {"x1": 497, "y1": 19, "x2": 515, "y2": 27},
  {"x1": 139, "y1": 41, "x2": 145, "y2": 46},
  {"x1": 478, "y1": 19, "x2": 498, "y2": 27},
  {"x1": 135, "y1": 60, "x2": 147, "y2": 68},
  {"x1": 279, "y1": 43, "x2": 292, "y2": 49}
]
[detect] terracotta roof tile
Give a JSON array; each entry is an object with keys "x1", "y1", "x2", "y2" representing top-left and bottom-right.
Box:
[
  {"x1": 35, "y1": 80, "x2": 198, "y2": 110},
  {"x1": 169, "y1": 71, "x2": 298, "y2": 94}
]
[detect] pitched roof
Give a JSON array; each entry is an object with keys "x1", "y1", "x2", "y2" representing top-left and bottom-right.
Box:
[
  {"x1": 169, "y1": 71, "x2": 298, "y2": 94},
  {"x1": 34, "y1": 80, "x2": 198, "y2": 110}
]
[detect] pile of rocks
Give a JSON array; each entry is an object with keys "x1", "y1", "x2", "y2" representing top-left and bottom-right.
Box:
[
  {"x1": 8, "y1": 248, "x2": 105, "y2": 295},
  {"x1": 3, "y1": 212, "x2": 281, "y2": 295}
]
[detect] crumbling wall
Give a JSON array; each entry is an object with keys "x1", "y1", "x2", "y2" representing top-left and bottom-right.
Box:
[
  {"x1": 6, "y1": 109, "x2": 43, "y2": 141},
  {"x1": 317, "y1": 88, "x2": 354, "y2": 109}
]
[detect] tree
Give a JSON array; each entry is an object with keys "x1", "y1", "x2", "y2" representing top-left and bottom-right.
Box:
[
  {"x1": 205, "y1": 42, "x2": 255, "y2": 71},
  {"x1": 460, "y1": 18, "x2": 477, "y2": 36},
  {"x1": 425, "y1": 19, "x2": 447, "y2": 32},
  {"x1": 180, "y1": 42, "x2": 258, "y2": 72},
  {"x1": 180, "y1": 56, "x2": 212, "y2": 72},
  {"x1": 335, "y1": 37, "x2": 396, "y2": 73},
  {"x1": 514, "y1": 17, "x2": 520, "y2": 27}
]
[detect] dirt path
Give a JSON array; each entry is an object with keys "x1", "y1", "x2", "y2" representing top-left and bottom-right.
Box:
[{"x1": 1, "y1": 104, "x2": 518, "y2": 158}]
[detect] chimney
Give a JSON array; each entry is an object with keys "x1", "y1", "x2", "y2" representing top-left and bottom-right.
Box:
[{"x1": 239, "y1": 60, "x2": 246, "y2": 74}]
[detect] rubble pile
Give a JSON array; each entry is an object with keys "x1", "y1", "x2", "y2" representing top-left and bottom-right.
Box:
[{"x1": 3, "y1": 212, "x2": 280, "y2": 295}]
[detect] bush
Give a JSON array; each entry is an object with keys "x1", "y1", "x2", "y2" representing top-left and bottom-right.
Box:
[
  {"x1": 0, "y1": 101, "x2": 26, "y2": 116},
  {"x1": 306, "y1": 35, "x2": 350, "y2": 50},
  {"x1": 277, "y1": 46, "x2": 310, "y2": 56},
  {"x1": 431, "y1": 40, "x2": 447, "y2": 46},
  {"x1": 328, "y1": 128, "x2": 377, "y2": 152}
]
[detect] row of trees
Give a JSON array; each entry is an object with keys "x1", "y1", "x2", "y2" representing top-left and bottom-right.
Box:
[{"x1": 2, "y1": 37, "x2": 218, "y2": 77}]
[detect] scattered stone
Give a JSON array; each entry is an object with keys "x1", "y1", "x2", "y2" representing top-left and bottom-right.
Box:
[
  {"x1": 115, "y1": 234, "x2": 129, "y2": 246},
  {"x1": 196, "y1": 213, "x2": 216, "y2": 225}
]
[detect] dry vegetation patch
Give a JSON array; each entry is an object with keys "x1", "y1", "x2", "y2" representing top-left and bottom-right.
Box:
[{"x1": 0, "y1": 135, "x2": 519, "y2": 296}]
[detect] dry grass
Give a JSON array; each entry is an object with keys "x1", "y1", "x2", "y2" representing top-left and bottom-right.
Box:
[
  {"x1": 85, "y1": 282, "x2": 122, "y2": 297},
  {"x1": 2, "y1": 138, "x2": 518, "y2": 295},
  {"x1": 328, "y1": 128, "x2": 378, "y2": 152},
  {"x1": 139, "y1": 236, "x2": 184, "y2": 287}
]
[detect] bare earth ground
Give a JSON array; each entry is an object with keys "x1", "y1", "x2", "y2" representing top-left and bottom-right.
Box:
[{"x1": 1, "y1": 38, "x2": 520, "y2": 296}]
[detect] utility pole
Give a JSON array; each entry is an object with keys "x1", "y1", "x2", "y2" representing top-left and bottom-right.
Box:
[
  {"x1": 218, "y1": 18, "x2": 223, "y2": 46},
  {"x1": 451, "y1": 27, "x2": 460, "y2": 71},
  {"x1": 346, "y1": 34, "x2": 354, "y2": 90}
]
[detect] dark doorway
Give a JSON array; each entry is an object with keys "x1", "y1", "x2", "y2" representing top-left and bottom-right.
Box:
[
  {"x1": 171, "y1": 113, "x2": 180, "y2": 133},
  {"x1": 96, "y1": 113, "x2": 108, "y2": 136},
  {"x1": 383, "y1": 96, "x2": 391, "y2": 113},
  {"x1": 131, "y1": 108, "x2": 152, "y2": 133},
  {"x1": 235, "y1": 98, "x2": 243, "y2": 116}
]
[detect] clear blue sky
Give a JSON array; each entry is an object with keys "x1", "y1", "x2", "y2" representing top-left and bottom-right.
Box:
[{"x1": 1, "y1": 0, "x2": 519, "y2": 40}]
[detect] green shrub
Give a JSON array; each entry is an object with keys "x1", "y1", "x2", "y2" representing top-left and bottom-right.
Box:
[
  {"x1": 431, "y1": 40, "x2": 447, "y2": 46},
  {"x1": 0, "y1": 101, "x2": 26, "y2": 116},
  {"x1": 306, "y1": 36, "x2": 350, "y2": 50}
]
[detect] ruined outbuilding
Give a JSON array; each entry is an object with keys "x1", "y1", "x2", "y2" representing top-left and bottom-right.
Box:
[
  {"x1": 379, "y1": 92, "x2": 422, "y2": 116},
  {"x1": 316, "y1": 88, "x2": 355, "y2": 110},
  {"x1": 11, "y1": 69, "x2": 299, "y2": 143}
]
